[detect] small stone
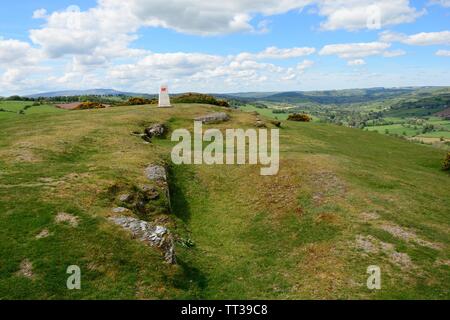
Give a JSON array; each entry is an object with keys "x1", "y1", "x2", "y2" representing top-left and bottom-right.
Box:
[
  {"x1": 145, "y1": 124, "x2": 166, "y2": 138},
  {"x1": 17, "y1": 259, "x2": 34, "y2": 279},
  {"x1": 55, "y1": 212, "x2": 79, "y2": 227},
  {"x1": 255, "y1": 120, "x2": 266, "y2": 128},
  {"x1": 112, "y1": 207, "x2": 129, "y2": 213},
  {"x1": 144, "y1": 165, "x2": 167, "y2": 182},
  {"x1": 36, "y1": 229, "x2": 50, "y2": 239},
  {"x1": 119, "y1": 194, "x2": 131, "y2": 202},
  {"x1": 195, "y1": 112, "x2": 230, "y2": 124}
]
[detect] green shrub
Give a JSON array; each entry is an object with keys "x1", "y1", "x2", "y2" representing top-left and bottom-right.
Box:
[
  {"x1": 442, "y1": 152, "x2": 450, "y2": 171},
  {"x1": 75, "y1": 102, "x2": 106, "y2": 110},
  {"x1": 127, "y1": 97, "x2": 156, "y2": 105},
  {"x1": 287, "y1": 113, "x2": 312, "y2": 122},
  {"x1": 172, "y1": 93, "x2": 230, "y2": 107}
]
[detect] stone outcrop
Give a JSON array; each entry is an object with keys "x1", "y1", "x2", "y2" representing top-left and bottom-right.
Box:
[
  {"x1": 144, "y1": 165, "x2": 167, "y2": 182},
  {"x1": 110, "y1": 216, "x2": 176, "y2": 264},
  {"x1": 145, "y1": 124, "x2": 166, "y2": 139},
  {"x1": 195, "y1": 112, "x2": 230, "y2": 124},
  {"x1": 144, "y1": 165, "x2": 171, "y2": 213}
]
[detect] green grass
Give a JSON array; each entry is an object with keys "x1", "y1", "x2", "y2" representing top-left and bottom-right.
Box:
[
  {"x1": 0, "y1": 103, "x2": 449, "y2": 299},
  {"x1": 239, "y1": 105, "x2": 289, "y2": 120}
]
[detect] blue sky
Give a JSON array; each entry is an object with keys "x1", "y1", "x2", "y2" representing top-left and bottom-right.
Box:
[{"x1": 0, "y1": 0, "x2": 449, "y2": 95}]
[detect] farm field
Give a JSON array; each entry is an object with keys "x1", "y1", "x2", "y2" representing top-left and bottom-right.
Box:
[{"x1": 0, "y1": 103, "x2": 449, "y2": 299}]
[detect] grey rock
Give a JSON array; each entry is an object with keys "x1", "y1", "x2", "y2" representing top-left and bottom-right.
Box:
[
  {"x1": 145, "y1": 165, "x2": 167, "y2": 182},
  {"x1": 255, "y1": 120, "x2": 266, "y2": 128},
  {"x1": 145, "y1": 124, "x2": 166, "y2": 139},
  {"x1": 110, "y1": 216, "x2": 176, "y2": 264},
  {"x1": 119, "y1": 194, "x2": 131, "y2": 202},
  {"x1": 195, "y1": 112, "x2": 230, "y2": 124},
  {"x1": 112, "y1": 207, "x2": 129, "y2": 213}
]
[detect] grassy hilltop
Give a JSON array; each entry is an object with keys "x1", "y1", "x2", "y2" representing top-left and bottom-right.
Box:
[{"x1": 0, "y1": 102, "x2": 449, "y2": 299}]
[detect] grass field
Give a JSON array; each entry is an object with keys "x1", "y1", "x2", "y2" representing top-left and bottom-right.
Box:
[
  {"x1": 0, "y1": 101, "x2": 67, "y2": 120},
  {"x1": 0, "y1": 103, "x2": 449, "y2": 299}
]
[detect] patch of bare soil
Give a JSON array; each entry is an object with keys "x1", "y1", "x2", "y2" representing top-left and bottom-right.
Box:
[
  {"x1": 16, "y1": 259, "x2": 34, "y2": 279},
  {"x1": 35, "y1": 229, "x2": 50, "y2": 239},
  {"x1": 354, "y1": 235, "x2": 414, "y2": 270},
  {"x1": 55, "y1": 212, "x2": 79, "y2": 227},
  {"x1": 310, "y1": 171, "x2": 346, "y2": 205},
  {"x1": 380, "y1": 224, "x2": 443, "y2": 250},
  {"x1": 259, "y1": 171, "x2": 301, "y2": 215},
  {"x1": 389, "y1": 251, "x2": 414, "y2": 269},
  {"x1": 360, "y1": 211, "x2": 380, "y2": 222}
]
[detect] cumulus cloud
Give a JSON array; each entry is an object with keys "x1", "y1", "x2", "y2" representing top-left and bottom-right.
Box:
[
  {"x1": 235, "y1": 46, "x2": 316, "y2": 61},
  {"x1": 316, "y1": 0, "x2": 424, "y2": 31},
  {"x1": 348, "y1": 59, "x2": 366, "y2": 66},
  {"x1": 29, "y1": 3, "x2": 141, "y2": 60},
  {"x1": 0, "y1": 39, "x2": 41, "y2": 65},
  {"x1": 380, "y1": 30, "x2": 450, "y2": 45},
  {"x1": 319, "y1": 42, "x2": 391, "y2": 59},
  {"x1": 436, "y1": 49, "x2": 450, "y2": 56},
  {"x1": 124, "y1": 0, "x2": 311, "y2": 35},
  {"x1": 430, "y1": 0, "x2": 450, "y2": 7}
]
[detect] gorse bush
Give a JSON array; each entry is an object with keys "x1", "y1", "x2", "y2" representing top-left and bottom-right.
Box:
[
  {"x1": 75, "y1": 102, "x2": 106, "y2": 110},
  {"x1": 172, "y1": 93, "x2": 230, "y2": 107},
  {"x1": 287, "y1": 113, "x2": 312, "y2": 122},
  {"x1": 443, "y1": 152, "x2": 450, "y2": 171},
  {"x1": 127, "y1": 97, "x2": 157, "y2": 105}
]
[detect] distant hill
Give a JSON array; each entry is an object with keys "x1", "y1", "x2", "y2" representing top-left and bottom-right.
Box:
[
  {"x1": 224, "y1": 87, "x2": 450, "y2": 105},
  {"x1": 26, "y1": 89, "x2": 152, "y2": 98}
]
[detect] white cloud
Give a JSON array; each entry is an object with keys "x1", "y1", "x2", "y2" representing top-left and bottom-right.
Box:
[
  {"x1": 380, "y1": 30, "x2": 450, "y2": 45},
  {"x1": 32, "y1": 9, "x2": 48, "y2": 19},
  {"x1": 316, "y1": 0, "x2": 424, "y2": 31},
  {"x1": 430, "y1": 0, "x2": 450, "y2": 8},
  {"x1": 319, "y1": 42, "x2": 391, "y2": 59},
  {"x1": 383, "y1": 49, "x2": 406, "y2": 57},
  {"x1": 125, "y1": 0, "x2": 312, "y2": 35},
  {"x1": 29, "y1": 3, "x2": 141, "y2": 60},
  {"x1": 235, "y1": 46, "x2": 315, "y2": 61},
  {"x1": 436, "y1": 49, "x2": 450, "y2": 56},
  {"x1": 348, "y1": 59, "x2": 366, "y2": 66},
  {"x1": 0, "y1": 39, "x2": 41, "y2": 65}
]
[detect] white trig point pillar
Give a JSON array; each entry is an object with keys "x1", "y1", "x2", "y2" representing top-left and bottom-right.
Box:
[{"x1": 159, "y1": 85, "x2": 172, "y2": 108}]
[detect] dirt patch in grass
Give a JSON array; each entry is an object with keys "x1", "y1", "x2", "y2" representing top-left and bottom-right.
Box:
[
  {"x1": 315, "y1": 213, "x2": 341, "y2": 225},
  {"x1": 55, "y1": 212, "x2": 79, "y2": 227},
  {"x1": 380, "y1": 224, "x2": 443, "y2": 250},
  {"x1": 0, "y1": 141, "x2": 42, "y2": 163},
  {"x1": 360, "y1": 211, "x2": 380, "y2": 222},
  {"x1": 16, "y1": 259, "x2": 34, "y2": 279},
  {"x1": 354, "y1": 235, "x2": 414, "y2": 270},
  {"x1": 294, "y1": 243, "x2": 347, "y2": 298},
  {"x1": 389, "y1": 251, "x2": 414, "y2": 270},
  {"x1": 310, "y1": 171, "x2": 346, "y2": 205}
]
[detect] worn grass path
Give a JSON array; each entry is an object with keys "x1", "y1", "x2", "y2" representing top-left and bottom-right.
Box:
[{"x1": 0, "y1": 104, "x2": 448, "y2": 299}]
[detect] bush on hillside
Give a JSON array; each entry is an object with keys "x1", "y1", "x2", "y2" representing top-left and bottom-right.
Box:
[
  {"x1": 442, "y1": 152, "x2": 450, "y2": 171},
  {"x1": 127, "y1": 97, "x2": 156, "y2": 105},
  {"x1": 75, "y1": 102, "x2": 106, "y2": 110},
  {"x1": 172, "y1": 93, "x2": 230, "y2": 107},
  {"x1": 287, "y1": 113, "x2": 312, "y2": 122}
]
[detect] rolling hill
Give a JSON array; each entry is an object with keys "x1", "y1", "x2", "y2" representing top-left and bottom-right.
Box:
[
  {"x1": 26, "y1": 89, "x2": 152, "y2": 98},
  {"x1": 0, "y1": 102, "x2": 448, "y2": 299}
]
